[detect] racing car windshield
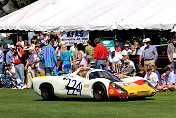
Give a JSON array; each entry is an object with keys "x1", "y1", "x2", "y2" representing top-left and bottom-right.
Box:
[{"x1": 89, "y1": 71, "x2": 122, "y2": 82}]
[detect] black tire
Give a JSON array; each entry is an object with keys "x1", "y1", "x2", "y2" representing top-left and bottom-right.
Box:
[
  {"x1": 93, "y1": 83, "x2": 108, "y2": 101},
  {"x1": 40, "y1": 84, "x2": 57, "y2": 101}
]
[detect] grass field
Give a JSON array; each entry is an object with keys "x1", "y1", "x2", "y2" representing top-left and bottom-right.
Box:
[{"x1": 0, "y1": 89, "x2": 176, "y2": 118}]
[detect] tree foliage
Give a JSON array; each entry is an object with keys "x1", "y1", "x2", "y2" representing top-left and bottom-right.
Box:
[{"x1": 7, "y1": 0, "x2": 37, "y2": 13}]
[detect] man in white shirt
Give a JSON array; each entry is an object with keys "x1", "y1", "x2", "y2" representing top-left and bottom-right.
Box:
[
  {"x1": 122, "y1": 43, "x2": 132, "y2": 55},
  {"x1": 139, "y1": 38, "x2": 147, "y2": 65},
  {"x1": 17, "y1": 36, "x2": 24, "y2": 47},
  {"x1": 144, "y1": 67, "x2": 158, "y2": 88},
  {"x1": 107, "y1": 47, "x2": 123, "y2": 74}
]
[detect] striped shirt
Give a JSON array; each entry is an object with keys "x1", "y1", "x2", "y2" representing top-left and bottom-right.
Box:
[{"x1": 38, "y1": 45, "x2": 58, "y2": 68}]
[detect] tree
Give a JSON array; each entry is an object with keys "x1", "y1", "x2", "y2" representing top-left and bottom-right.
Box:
[{"x1": 0, "y1": 0, "x2": 37, "y2": 17}]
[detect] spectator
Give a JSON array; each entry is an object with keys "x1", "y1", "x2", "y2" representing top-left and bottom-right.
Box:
[
  {"x1": 117, "y1": 39, "x2": 125, "y2": 50},
  {"x1": 6, "y1": 45, "x2": 15, "y2": 63},
  {"x1": 33, "y1": 46, "x2": 45, "y2": 76},
  {"x1": 24, "y1": 40, "x2": 30, "y2": 48},
  {"x1": 69, "y1": 41, "x2": 78, "y2": 72},
  {"x1": 85, "y1": 40, "x2": 94, "y2": 64},
  {"x1": 134, "y1": 42, "x2": 140, "y2": 51},
  {"x1": 159, "y1": 67, "x2": 176, "y2": 91},
  {"x1": 60, "y1": 45, "x2": 71, "y2": 73},
  {"x1": 13, "y1": 42, "x2": 25, "y2": 88},
  {"x1": 136, "y1": 64, "x2": 146, "y2": 77},
  {"x1": 122, "y1": 55, "x2": 136, "y2": 73},
  {"x1": 122, "y1": 43, "x2": 132, "y2": 55},
  {"x1": 130, "y1": 45, "x2": 137, "y2": 55},
  {"x1": 94, "y1": 38, "x2": 108, "y2": 70},
  {"x1": 35, "y1": 39, "x2": 43, "y2": 48},
  {"x1": 151, "y1": 65, "x2": 162, "y2": 86},
  {"x1": 107, "y1": 47, "x2": 123, "y2": 74},
  {"x1": 74, "y1": 43, "x2": 88, "y2": 67},
  {"x1": 18, "y1": 36, "x2": 24, "y2": 47},
  {"x1": 138, "y1": 38, "x2": 147, "y2": 64},
  {"x1": 1, "y1": 33, "x2": 14, "y2": 49},
  {"x1": 38, "y1": 40, "x2": 58, "y2": 76},
  {"x1": 25, "y1": 46, "x2": 37, "y2": 89},
  {"x1": 140, "y1": 38, "x2": 158, "y2": 70},
  {"x1": 114, "y1": 39, "x2": 121, "y2": 52},
  {"x1": 1, "y1": 62, "x2": 15, "y2": 88},
  {"x1": 55, "y1": 43, "x2": 62, "y2": 59},
  {"x1": 0, "y1": 49, "x2": 4, "y2": 74},
  {"x1": 144, "y1": 67, "x2": 159, "y2": 89},
  {"x1": 167, "y1": 36, "x2": 176, "y2": 69},
  {"x1": 116, "y1": 59, "x2": 134, "y2": 79}
]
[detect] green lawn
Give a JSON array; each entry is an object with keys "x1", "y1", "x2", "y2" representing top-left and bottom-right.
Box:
[{"x1": 0, "y1": 89, "x2": 176, "y2": 118}]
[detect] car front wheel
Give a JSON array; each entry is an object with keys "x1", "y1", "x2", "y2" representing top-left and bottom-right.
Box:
[{"x1": 93, "y1": 83, "x2": 108, "y2": 101}]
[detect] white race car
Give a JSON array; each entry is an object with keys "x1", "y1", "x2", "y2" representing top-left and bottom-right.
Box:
[{"x1": 32, "y1": 67, "x2": 156, "y2": 101}]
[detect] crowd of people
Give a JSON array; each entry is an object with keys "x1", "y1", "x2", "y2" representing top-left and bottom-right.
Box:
[{"x1": 0, "y1": 32, "x2": 176, "y2": 92}]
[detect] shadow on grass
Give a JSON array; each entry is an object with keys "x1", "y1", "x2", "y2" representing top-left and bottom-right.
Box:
[{"x1": 34, "y1": 97, "x2": 155, "y2": 102}]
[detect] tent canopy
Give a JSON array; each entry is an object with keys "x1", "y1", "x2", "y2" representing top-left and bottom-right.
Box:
[{"x1": 0, "y1": 0, "x2": 176, "y2": 31}]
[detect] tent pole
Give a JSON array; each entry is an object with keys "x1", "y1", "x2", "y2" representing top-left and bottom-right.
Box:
[
  {"x1": 114, "y1": 30, "x2": 116, "y2": 40},
  {"x1": 143, "y1": 30, "x2": 145, "y2": 39}
]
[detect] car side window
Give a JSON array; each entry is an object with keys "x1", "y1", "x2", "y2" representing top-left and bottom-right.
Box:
[
  {"x1": 77, "y1": 69, "x2": 91, "y2": 79},
  {"x1": 89, "y1": 72, "x2": 99, "y2": 80}
]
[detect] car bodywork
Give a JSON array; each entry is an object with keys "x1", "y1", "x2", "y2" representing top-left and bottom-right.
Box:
[{"x1": 33, "y1": 67, "x2": 156, "y2": 100}]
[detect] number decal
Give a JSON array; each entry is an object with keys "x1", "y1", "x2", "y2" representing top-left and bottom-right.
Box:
[
  {"x1": 72, "y1": 82, "x2": 82, "y2": 95},
  {"x1": 117, "y1": 82, "x2": 136, "y2": 86},
  {"x1": 66, "y1": 78, "x2": 71, "y2": 95},
  {"x1": 65, "y1": 78, "x2": 82, "y2": 96},
  {"x1": 72, "y1": 80, "x2": 77, "y2": 95}
]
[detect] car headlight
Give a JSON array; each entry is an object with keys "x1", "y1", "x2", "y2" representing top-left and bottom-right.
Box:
[{"x1": 110, "y1": 82, "x2": 128, "y2": 94}]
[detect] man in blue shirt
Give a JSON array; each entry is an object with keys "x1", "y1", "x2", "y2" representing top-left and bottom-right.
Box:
[
  {"x1": 160, "y1": 67, "x2": 176, "y2": 91},
  {"x1": 6, "y1": 45, "x2": 15, "y2": 63},
  {"x1": 142, "y1": 38, "x2": 158, "y2": 71},
  {"x1": 38, "y1": 40, "x2": 58, "y2": 76}
]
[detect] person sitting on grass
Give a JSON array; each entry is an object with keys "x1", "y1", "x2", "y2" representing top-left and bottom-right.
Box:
[
  {"x1": 115, "y1": 59, "x2": 133, "y2": 79},
  {"x1": 151, "y1": 65, "x2": 162, "y2": 86},
  {"x1": 159, "y1": 67, "x2": 176, "y2": 92},
  {"x1": 1, "y1": 62, "x2": 15, "y2": 88},
  {"x1": 144, "y1": 66, "x2": 159, "y2": 90}
]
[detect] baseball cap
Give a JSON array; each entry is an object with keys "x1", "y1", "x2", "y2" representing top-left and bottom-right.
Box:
[
  {"x1": 110, "y1": 47, "x2": 115, "y2": 52},
  {"x1": 74, "y1": 41, "x2": 77, "y2": 44},
  {"x1": 124, "y1": 44, "x2": 129, "y2": 47},
  {"x1": 143, "y1": 38, "x2": 151, "y2": 43}
]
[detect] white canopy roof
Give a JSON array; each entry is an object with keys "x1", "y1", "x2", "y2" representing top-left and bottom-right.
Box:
[{"x1": 0, "y1": 0, "x2": 176, "y2": 31}]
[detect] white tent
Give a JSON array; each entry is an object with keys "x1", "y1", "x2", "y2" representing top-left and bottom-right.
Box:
[
  {"x1": 0, "y1": 0, "x2": 176, "y2": 31},
  {"x1": 117, "y1": 0, "x2": 176, "y2": 30}
]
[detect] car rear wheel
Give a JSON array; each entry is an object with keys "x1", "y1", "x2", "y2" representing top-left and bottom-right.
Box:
[
  {"x1": 93, "y1": 83, "x2": 108, "y2": 101},
  {"x1": 40, "y1": 83, "x2": 57, "y2": 101}
]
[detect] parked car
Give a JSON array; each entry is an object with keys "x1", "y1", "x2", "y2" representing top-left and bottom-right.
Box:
[{"x1": 33, "y1": 67, "x2": 156, "y2": 101}]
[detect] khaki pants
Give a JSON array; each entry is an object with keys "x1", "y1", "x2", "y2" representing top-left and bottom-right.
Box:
[
  {"x1": 27, "y1": 66, "x2": 36, "y2": 88},
  {"x1": 37, "y1": 69, "x2": 45, "y2": 76},
  {"x1": 144, "y1": 59, "x2": 155, "y2": 71}
]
